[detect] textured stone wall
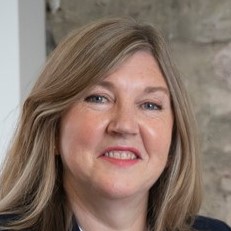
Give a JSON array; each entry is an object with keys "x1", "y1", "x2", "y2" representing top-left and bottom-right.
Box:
[{"x1": 46, "y1": 0, "x2": 231, "y2": 225}]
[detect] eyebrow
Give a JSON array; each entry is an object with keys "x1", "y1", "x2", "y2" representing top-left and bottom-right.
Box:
[
  {"x1": 96, "y1": 80, "x2": 170, "y2": 96},
  {"x1": 144, "y1": 86, "x2": 170, "y2": 96}
]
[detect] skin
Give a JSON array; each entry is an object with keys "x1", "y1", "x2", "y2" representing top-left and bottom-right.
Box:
[{"x1": 59, "y1": 51, "x2": 174, "y2": 231}]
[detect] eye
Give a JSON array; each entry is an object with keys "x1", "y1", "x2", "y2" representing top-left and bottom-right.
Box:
[
  {"x1": 141, "y1": 102, "x2": 162, "y2": 111},
  {"x1": 84, "y1": 94, "x2": 108, "y2": 104}
]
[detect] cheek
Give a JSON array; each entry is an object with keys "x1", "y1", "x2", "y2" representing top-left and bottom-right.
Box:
[
  {"x1": 59, "y1": 111, "x2": 106, "y2": 156},
  {"x1": 59, "y1": 112, "x2": 104, "y2": 178},
  {"x1": 141, "y1": 117, "x2": 173, "y2": 159}
]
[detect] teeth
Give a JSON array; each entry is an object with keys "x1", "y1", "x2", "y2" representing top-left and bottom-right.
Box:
[{"x1": 104, "y1": 151, "x2": 137, "y2": 160}]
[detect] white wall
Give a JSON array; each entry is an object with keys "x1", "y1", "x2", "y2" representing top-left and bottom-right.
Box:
[
  {"x1": 19, "y1": 0, "x2": 46, "y2": 101},
  {"x1": 0, "y1": 0, "x2": 46, "y2": 162}
]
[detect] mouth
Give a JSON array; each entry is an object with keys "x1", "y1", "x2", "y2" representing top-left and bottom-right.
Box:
[
  {"x1": 99, "y1": 146, "x2": 141, "y2": 166},
  {"x1": 104, "y1": 150, "x2": 138, "y2": 160}
]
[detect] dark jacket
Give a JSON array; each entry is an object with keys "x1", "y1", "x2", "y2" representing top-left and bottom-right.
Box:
[
  {"x1": 192, "y1": 216, "x2": 231, "y2": 231},
  {"x1": 0, "y1": 214, "x2": 230, "y2": 230},
  {"x1": 72, "y1": 216, "x2": 231, "y2": 231}
]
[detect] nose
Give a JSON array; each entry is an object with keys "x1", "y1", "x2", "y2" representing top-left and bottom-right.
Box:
[{"x1": 106, "y1": 104, "x2": 139, "y2": 136}]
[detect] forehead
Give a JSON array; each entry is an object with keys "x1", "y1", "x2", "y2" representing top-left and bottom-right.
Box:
[
  {"x1": 75, "y1": 50, "x2": 169, "y2": 101},
  {"x1": 102, "y1": 51, "x2": 168, "y2": 87}
]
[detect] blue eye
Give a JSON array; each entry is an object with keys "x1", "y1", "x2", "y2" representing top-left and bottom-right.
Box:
[
  {"x1": 85, "y1": 95, "x2": 108, "y2": 103},
  {"x1": 142, "y1": 102, "x2": 162, "y2": 110}
]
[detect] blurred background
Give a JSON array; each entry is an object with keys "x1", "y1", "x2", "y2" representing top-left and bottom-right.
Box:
[{"x1": 1, "y1": 0, "x2": 231, "y2": 225}]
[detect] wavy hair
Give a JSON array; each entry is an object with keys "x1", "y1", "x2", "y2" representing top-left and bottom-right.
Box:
[{"x1": 0, "y1": 18, "x2": 202, "y2": 231}]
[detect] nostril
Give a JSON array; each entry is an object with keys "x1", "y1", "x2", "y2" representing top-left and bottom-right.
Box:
[{"x1": 106, "y1": 118, "x2": 138, "y2": 136}]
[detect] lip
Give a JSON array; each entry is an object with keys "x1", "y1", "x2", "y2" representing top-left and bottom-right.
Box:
[
  {"x1": 99, "y1": 146, "x2": 141, "y2": 167},
  {"x1": 100, "y1": 146, "x2": 141, "y2": 159}
]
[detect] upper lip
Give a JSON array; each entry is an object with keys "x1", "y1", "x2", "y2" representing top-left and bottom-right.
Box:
[{"x1": 100, "y1": 146, "x2": 142, "y2": 159}]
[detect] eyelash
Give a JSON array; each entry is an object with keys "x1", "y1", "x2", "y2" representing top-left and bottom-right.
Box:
[
  {"x1": 84, "y1": 94, "x2": 109, "y2": 104},
  {"x1": 140, "y1": 102, "x2": 162, "y2": 111},
  {"x1": 85, "y1": 94, "x2": 162, "y2": 111}
]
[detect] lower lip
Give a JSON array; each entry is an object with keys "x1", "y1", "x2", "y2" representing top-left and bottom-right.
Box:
[{"x1": 100, "y1": 156, "x2": 140, "y2": 167}]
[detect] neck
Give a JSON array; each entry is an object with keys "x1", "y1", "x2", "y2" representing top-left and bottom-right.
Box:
[{"x1": 65, "y1": 182, "x2": 148, "y2": 231}]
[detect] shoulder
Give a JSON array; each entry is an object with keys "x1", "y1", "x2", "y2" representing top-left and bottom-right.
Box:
[{"x1": 193, "y1": 215, "x2": 231, "y2": 231}]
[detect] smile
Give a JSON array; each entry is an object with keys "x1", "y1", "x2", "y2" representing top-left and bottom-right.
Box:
[
  {"x1": 104, "y1": 151, "x2": 137, "y2": 160},
  {"x1": 100, "y1": 146, "x2": 141, "y2": 167}
]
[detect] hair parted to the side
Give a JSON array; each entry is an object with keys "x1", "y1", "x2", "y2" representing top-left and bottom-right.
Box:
[{"x1": 0, "y1": 17, "x2": 202, "y2": 231}]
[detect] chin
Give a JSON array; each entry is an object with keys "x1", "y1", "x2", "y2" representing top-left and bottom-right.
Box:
[{"x1": 94, "y1": 181, "x2": 148, "y2": 200}]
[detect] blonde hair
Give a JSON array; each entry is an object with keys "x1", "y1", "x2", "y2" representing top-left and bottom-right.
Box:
[{"x1": 0, "y1": 18, "x2": 202, "y2": 231}]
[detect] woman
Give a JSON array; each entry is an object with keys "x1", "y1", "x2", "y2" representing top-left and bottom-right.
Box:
[{"x1": 0, "y1": 18, "x2": 230, "y2": 231}]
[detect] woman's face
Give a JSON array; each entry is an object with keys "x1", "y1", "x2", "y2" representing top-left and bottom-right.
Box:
[{"x1": 59, "y1": 51, "x2": 173, "y2": 200}]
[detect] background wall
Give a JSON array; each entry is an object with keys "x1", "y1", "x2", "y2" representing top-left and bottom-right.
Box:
[
  {"x1": 46, "y1": 0, "x2": 231, "y2": 224},
  {"x1": 0, "y1": 0, "x2": 46, "y2": 162}
]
